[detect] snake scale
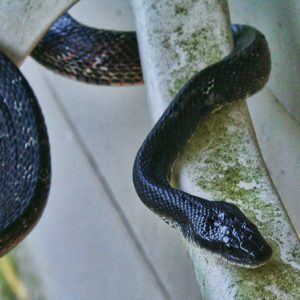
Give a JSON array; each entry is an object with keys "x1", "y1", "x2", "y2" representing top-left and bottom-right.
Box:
[{"x1": 0, "y1": 12, "x2": 272, "y2": 267}]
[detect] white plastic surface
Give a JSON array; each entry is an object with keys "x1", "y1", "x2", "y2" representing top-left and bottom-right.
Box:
[{"x1": 0, "y1": 0, "x2": 76, "y2": 65}]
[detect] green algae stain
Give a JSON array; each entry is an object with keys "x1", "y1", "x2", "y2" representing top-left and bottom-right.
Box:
[
  {"x1": 173, "y1": 101, "x2": 300, "y2": 298},
  {"x1": 168, "y1": 27, "x2": 223, "y2": 98},
  {"x1": 234, "y1": 258, "x2": 300, "y2": 299},
  {"x1": 234, "y1": 229, "x2": 300, "y2": 299},
  {"x1": 168, "y1": 24, "x2": 224, "y2": 98},
  {"x1": 178, "y1": 27, "x2": 223, "y2": 66},
  {"x1": 169, "y1": 76, "x2": 188, "y2": 98},
  {"x1": 174, "y1": 26, "x2": 183, "y2": 36},
  {"x1": 174, "y1": 4, "x2": 188, "y2": 16},
  {"x1": 177, "y1": 102, "x2": 269, "y2": 218},
  {"x1": 151, "y1": 1, "x2": 232, "y2": 101},
  {"x1": 161, "y1": 36, "x2": 171, "y2": 49}
]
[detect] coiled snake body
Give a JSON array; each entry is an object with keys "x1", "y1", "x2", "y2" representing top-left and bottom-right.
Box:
[
  {"x1": 0, "y1": 13, "x2": 272, "y2": 267},
  {"x1": 0, "y1": 52, "x2": 50, "y2": 256}
]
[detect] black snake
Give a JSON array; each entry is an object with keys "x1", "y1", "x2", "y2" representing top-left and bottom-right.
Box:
[
  {"x1": 0, "y1": 52, "x2": 50, "y2": 256},
  {"x1": 0, "y1": 13, "x2": 272, "y2": 267}
]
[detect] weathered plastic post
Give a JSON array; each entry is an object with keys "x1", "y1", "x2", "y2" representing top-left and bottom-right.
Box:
[
  {"x1": 131, "y1": 0, "x2": 300, "y2": 298},
  {"x1": 0, "y1": 0, "x2": 77, "y2": 66}
]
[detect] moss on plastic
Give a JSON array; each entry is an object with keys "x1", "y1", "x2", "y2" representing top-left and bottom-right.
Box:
[
  {"x1": 174, "y1": 101, "x2": 300, "y2": 298},
  {"x1": 174, "y1": 4, "x2": 188, "y2": 15},
  {"x1": 167, "y1": 2, "x2": 228, "y2": 98}
]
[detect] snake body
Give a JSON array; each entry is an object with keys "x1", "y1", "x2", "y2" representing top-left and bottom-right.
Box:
[
  {"x1": 0, "y1": 52, "x2": 50, "y2": 256},
  {"x1": 0, "y1": 13, "x2": 272, "y2": 267},
  {"x1": 32, "y1": 14, "x2": 143, "y2": 85}
]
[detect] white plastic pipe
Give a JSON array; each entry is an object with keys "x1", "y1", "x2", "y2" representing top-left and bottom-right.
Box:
[{"x1": 131, "y1": 0, "x2": 300, "y2": 298}]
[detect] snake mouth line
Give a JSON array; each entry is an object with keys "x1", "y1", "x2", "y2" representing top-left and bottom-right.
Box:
[
  {"x1": 194, "y1": 241, "x2": 274, "y2": 269},
  {"x1": 221, "y1": 253, "x2": 273, "y2": 269}
]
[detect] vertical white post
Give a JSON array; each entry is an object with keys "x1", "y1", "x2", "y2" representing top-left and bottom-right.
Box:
[{"x1": 131, "y1": 0, "x2": 300, "y2": 298}]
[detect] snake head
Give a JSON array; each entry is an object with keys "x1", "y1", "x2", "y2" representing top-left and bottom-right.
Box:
[{"x1": 185, "y1": 201, "x2": 272, "y2": 267}]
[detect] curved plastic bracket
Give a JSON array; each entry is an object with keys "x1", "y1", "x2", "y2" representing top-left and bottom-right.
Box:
[{"x1": 0, "y1": 0, "x2": 77, "y2": 66}]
